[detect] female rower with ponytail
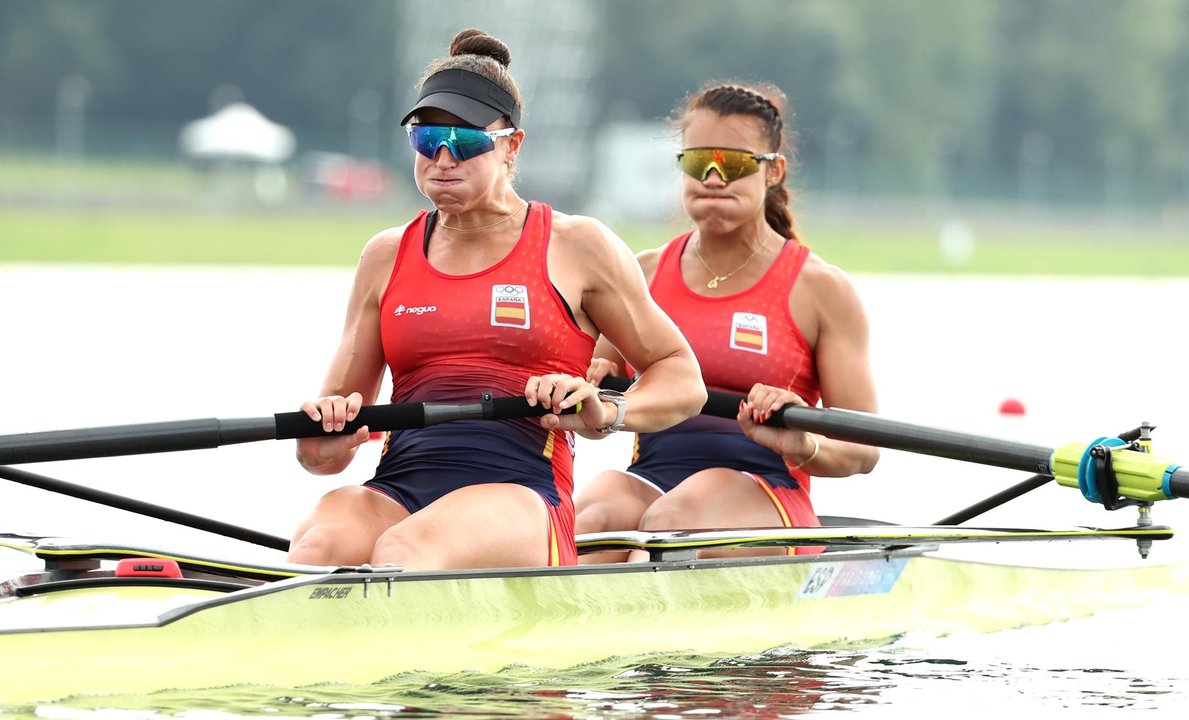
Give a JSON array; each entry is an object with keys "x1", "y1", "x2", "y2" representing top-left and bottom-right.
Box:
[{"x1": 576, "y1": 80, "x2": 879, "y2": 561}]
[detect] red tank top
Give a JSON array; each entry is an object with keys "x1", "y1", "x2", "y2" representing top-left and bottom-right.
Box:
[
  {"x1": 650, "y1": 233, "x2": 819, "y2": 404},
  {"x1": 379, "y1": 201, "x2": 596, "y2": 404}
]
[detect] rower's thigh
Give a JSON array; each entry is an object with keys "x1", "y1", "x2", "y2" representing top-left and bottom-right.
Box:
[
  {"x1": 574, "y1": 470, "x2": 661, "y2": 565},
  {"x1": 574, "y1": 470, "x2": 661, "y2": 533},
  {"x1": 640, "y1": 469, "x2": 784, "y2": 530},
  {"x1": 372, "y1": 483, "x2": 551, "y2": 570},
  {"x1": 289, "y1": 485, "x2": 409, "y2": 565},
  {"x1": 640, "y1": 470, "x2": 789, "y2": 559}
]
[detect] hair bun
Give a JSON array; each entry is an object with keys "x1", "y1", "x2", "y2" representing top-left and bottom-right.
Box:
[{"x1": 449, "y1": 28, "x2": 512, "y2": 67}]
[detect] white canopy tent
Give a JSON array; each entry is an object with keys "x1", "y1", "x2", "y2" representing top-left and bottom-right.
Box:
[
  {"x1": 179, "y1": 102, "x2": 295, "y2": 204},
  {"x1": 179, "y1": 102, "x2": 295, "y2": 163}
]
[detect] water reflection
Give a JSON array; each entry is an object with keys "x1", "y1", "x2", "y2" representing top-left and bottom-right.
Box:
[{"x1": 9, "y1": 628, "x2": 1187, "y2": 719}]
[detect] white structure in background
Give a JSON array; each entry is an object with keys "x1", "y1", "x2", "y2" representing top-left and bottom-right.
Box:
[
  {"x1": 178, "y1": 102, "x2": 296, "y2": 204},
  {"x1": 938, "y1": 218, "x2": 976, "y2": 268},
  {"x1": 179, "y1": 102, "x2": 295, "y2": 163},
  {"x1": 394, "y1": 0, "x2": 598, "y2": 210},
  {"x1": 586, "y1": 121, "x2": 683, "y2": 224}
]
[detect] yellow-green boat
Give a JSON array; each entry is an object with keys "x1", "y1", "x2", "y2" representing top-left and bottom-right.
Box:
[
  {"x1": 1, "y1": 386, "x2": 1188, "y2": 703},
  {"x1": 2, "y1": 523, "x2": 1187, "y2": 704}
]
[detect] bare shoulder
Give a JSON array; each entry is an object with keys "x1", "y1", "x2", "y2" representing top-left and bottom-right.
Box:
[
  {"x1": 550, "y1": 210, "x2": 623, "y2": 255},
  {"x1": 352, "y1": 222, "x2": 409, "y2": 292},
  {"x1": 359, "y1": 224, "x2": 406, "y2": 265},
  {"x1": 636, "y1": 246, "x2": 664, "y2": 279},
  {"x1": 359, "y1": 220, "x2": 416, "y2": 269},
  {"x1": 799, "y1": 251, "x2": 866, "y2": 316},
  {"x1": 549, "y1": 209, "x2": 637, "y2": 277}
]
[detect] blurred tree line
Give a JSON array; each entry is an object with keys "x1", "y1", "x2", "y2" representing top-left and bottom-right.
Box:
[{"x1": 1, "y1": 0, "x2": 1187, "y2": 209}]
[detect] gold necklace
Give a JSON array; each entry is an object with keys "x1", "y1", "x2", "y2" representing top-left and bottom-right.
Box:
[
  {"x1": 439, "y1": 201, "x2": 527, "y2": 232},
  {"x1": 693, "y1": 235, "x2": 769, "y2": 289}
]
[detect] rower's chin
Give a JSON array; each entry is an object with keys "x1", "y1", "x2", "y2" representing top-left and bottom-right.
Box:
[
  {"x1": 424, "y1": 187, "x2": 473, "y2": 213},
  {"x1": 684, "y1": 200, "x2": 747, "y2": 229},
  {"x1": 688, "y1": 213, "x2": 742, "y2": 236}
]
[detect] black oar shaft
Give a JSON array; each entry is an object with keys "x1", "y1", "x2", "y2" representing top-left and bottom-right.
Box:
[
  {"x1": 599, "y1": 375, "x2": 1189, "y2": 500},
  {"x1": 0, "y1": 418, "x2": 277, "y2": 465},
  {"x1": 773, "y1": 405, "x2": 1055, "y2": 474},
  {"x1": 0, "y1": 466, "x2": 290, "y2": 550},
  {"x1": 600, "y1": 375, "x2": 1053, "y2": 473},
  {"x1": 1172, "y1": 472, "x2": 1189, "y2": 499},
  {"x1": 0, "y1": 395, "x2": 559, "y2": 465},
  {"x1": 774, "y1": 406, "x2": 1189, "y2": 500}
]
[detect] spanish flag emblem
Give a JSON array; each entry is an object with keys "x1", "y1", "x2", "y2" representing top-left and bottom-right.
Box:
[
  {"x1": 730, "y1": 312, "x2": 768, "y2": 354},
  {"x1": 491, "y1": 284, "x2": 531, "y2": 329}
]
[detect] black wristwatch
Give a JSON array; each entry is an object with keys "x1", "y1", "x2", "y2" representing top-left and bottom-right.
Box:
[{"x1": 594, "y1": 389, "x2": 627, "y2": 434}]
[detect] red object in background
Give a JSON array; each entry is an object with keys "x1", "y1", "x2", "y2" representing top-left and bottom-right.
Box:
[
  {"x1": 999, "y1": 398, "x2": 1026, "y2": 416},
  {"x1": 325, "y1": 158, "x2": 390, "y2": 202},
  {"x1": 304, "y1": 152, "x2": 392, "y2": 203}
]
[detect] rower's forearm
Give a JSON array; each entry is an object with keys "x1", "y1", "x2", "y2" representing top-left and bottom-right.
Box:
[
  {"x1": 622, "y1": 357, "x2": 707, "y2": 432},
  {"x1": 791, "y1": 436, "x2": 879, "y2": 478},
  {"x1": 296, "y1": 442, "x2": 359, "y2": 476}
]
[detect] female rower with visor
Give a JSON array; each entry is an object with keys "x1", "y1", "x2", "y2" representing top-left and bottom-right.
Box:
[
  {"x1": 576, "y1": 81, "x2": 880, "y2": 561},
  {"x1": 287, "y1": 29, "x2": 705, "y2": 571}
]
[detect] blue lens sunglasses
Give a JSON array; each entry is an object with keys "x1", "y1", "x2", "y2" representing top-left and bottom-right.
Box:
[{"x1": 407, "y1": 124, "x2": 517, "y2": 161}]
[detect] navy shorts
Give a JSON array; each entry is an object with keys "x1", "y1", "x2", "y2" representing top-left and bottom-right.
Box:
[
  {"x1": 626, "y1": 426, "x2": 799, "y2": 494},
  {"x1": 364, "y1": 420, "x2": 568, "y2": 513}
]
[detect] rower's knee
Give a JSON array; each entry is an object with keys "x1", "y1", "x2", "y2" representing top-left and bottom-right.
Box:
[
  {"x1": 575, "y1": 501, "x2": 619, "y2": 534},
  {"x1": 638, "y1": 493, "x2": 700, "y2": 532},
  {"x1": 371, "y1": 523, "x2": 434, "y2": 569},
  {"x1": 575, "y1": 504, "x2": 632, "y2": 564},
  {"x1": 288, "y1": 526, "x2": 346, "y2": 565}
]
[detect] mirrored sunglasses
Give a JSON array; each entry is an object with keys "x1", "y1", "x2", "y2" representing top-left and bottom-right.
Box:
[
  {"x1": 676, "y1": 147, "x2": 780, "y2": 183},
  {"x1": 407, "y1": 124, "x2": 516, "y2": 161}
]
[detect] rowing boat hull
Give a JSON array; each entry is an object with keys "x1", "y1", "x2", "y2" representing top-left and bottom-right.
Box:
[{"x1": 3, "y1": 548, "x2": 1188, "y2": 704}]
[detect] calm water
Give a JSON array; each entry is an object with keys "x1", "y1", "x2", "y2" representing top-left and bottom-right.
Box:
[
  {"x1": 2, "y1": 266, "x2": 1189, "y2": 718},
  {"x1": 4, "y1": 613, "x2": 1187, "y2": 718}
]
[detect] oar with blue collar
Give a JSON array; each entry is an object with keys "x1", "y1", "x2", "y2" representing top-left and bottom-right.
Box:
[{"x1": 598, "y1": 375, "x2": 1189, "y2": 505}]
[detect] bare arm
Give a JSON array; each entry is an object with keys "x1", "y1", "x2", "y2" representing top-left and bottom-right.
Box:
[
  {"x1": 572, "y1": 219, "x2": 705, "y2": 431},
  {"x1": 584, "y1": 247, "x2": 663, "y2": 384},
  {"x1": 295, "y1": 229, "x2": 397, "y2": 475},
  {"x1": 743, "y1": 258, "x2": 879, "y2": 477}
]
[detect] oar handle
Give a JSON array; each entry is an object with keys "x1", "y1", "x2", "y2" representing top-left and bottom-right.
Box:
[{"x1": 272, "y1": 394, "x2": 564, "y2": 439}]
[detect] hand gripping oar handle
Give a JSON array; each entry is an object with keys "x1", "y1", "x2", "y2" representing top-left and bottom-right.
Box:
[
  {"x1": 0, "y1": 394, "x2": 572, "y2": 465},
  {"x1": 597, "y1": 376, "x2": 1189, "y2": 502},
  {"x1": 272, "y1": 393, "x2": 558, "y2": 439}
]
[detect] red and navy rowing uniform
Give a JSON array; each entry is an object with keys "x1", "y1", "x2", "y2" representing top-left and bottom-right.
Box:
[
  {"x1": 626, "y1": 232, "x2": 822, "y2": 544},
  {"x1": 368, "y1": 201, "x2": 595, "y2": 565}
]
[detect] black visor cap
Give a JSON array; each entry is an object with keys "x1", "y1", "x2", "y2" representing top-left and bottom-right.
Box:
[{"x1": 399, "y1": 69, "x2": 520, "y2": 128}]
